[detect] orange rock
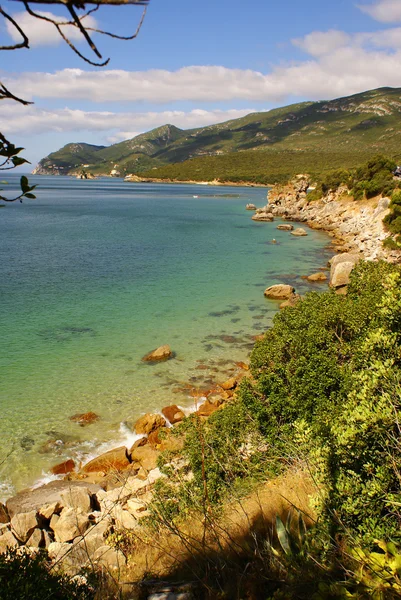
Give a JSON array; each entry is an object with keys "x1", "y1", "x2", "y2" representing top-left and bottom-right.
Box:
[
  {"x1": 51, "y1": 459, "x2": 76, "y2": 475},
  {"x1": 162, "y1": 405, "x2": 186, "y2": 425},
  {"x1": 306, "y1": 272, "x2": 328, "y2": 282},
  {"x1": 82, "y1": 446, "x2": 131, "y2": 474},
  {"x1": 69, "y1": 412, "x2": 100, "y2": 427},
  {"x1": 235, "y1": 361, "x2": 249, "y2": 370},
  {"x1": 134, "y1": 413, "x2": 167, "y2": 435},
  {"x1": 220, "y1": 377, "x2": 238, "y2": 391},
  {"x1": 147, "y1": 427, "x2": 168, "y2": 447},
  {"x1": 197, "y1": 400, "x2": 220, "y2": 417},
  {"x1": 141, "y1": 344, "x2": 173, "y2": 363},
  {"x1": 129, "y1": 445, "x2": 159, "y2": 472}
]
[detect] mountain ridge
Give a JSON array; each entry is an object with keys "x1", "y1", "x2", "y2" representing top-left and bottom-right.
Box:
[{"x1": 33, "y1": 87, "x2": 401, "y2": 182}]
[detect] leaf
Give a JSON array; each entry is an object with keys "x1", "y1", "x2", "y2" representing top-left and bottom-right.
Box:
[
  {"x1": 20, "y1": 176, "x2": 29, "y2": 193},
  {"x1": 12, "y1": 157, "x2": 28, "y2": 167},
  {"x1": 276, "y1": 515, "x2": 292, "y2": 556},
  {"x1": 24, "y1": 193, "x2": 36, "y2": 199}
]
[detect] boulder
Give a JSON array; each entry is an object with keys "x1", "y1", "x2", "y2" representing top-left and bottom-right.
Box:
[
  {"x1": 276, "y1": 223, "x2": 294, "y2": 231},
  {"x1": 51, "y1": 459, "x2": 76, "y2": 475},
  {"x1": 60, "y1": 486, "x2": 92, "y2": 514},
  {"x1": 112, "y1": 505, "x2": 137, "y2": 530},
  {"x1": 0, "y1": 503, "x2": 9, "y2": 524},
  {"x1": 53, "y1": 507, "x2": 89, "y2": 543},
  {"x1": 329, "y1": 253, "x2": 360, "y2": 289},
  {"x1": 197, "y1": 400, "x2": 220, "y2": 418},
  {"x1": 264, "y1": 284, "x2": 295, "y2": 300},
  {"x1": 306, "y1": 272, "x2": 328, "y2": 282},
  {"x1": 162, "y1": 405, "x2": 185, "y2": 425},
  {"x1": 10, "y1": 511, "x2": 38, "y2": 543},
  {"x1": 252, "y1": 212, "x2": 274, "y2": 222},
  {"x1": 142, "y1": 345, "x2": 173, "y2": 362},
  {"x1": 291, "y1": 228, "x2": 308, "y2": 236},
  {"x1": 129, "y1": 445, "x2": 159, "y2": 472},
  {"x1": 92, "y1": 545, "x2": 126, "y2": 570},
  {"x1": 38, "y1": 502, "x2": 61, "y2": 522},
  {"x1": 0, "y1": 530, "x2": 19, "y2": 553},
  {"x1": 82, "y1": 447, "x2": 131, "y2": 474},
  {"x1": 147, "y1": 428, "x2": 167, "y2": 447},
  {"x1": 27, "y1": 528, "x2": 44, "y2": 549},
  {"x1": 245, "y1": 203, "x2": 257, "y2": 210},
  {"x1": 134, "y1": 413, "x2": 167, "y2": 435},
  {"x1": 220, "y1": 377, "x2": 238, "y2": 391},
  {"x1": 69, "y1": 412, "x2": 100, "y2": 427},
  {"x1": 279, "y1": 294, "x2": 300, "y2": 309}
]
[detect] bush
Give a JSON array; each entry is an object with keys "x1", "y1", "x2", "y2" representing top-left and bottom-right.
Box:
[{"x1": 0, "y1": 549, "x2": 96, "y2": 600}]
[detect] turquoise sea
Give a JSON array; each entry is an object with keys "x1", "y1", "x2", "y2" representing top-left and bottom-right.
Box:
[{"x1": 0, "y1": 175, "x2": 333, "y2": 500}]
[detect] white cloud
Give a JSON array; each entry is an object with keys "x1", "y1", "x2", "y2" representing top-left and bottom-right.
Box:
[
  {"x1": 293, "y1": 30, "x2": 350, "y2": 57},
  {"x1": 4, "y1": 23, "x2": 401, "y2": 108},
  {"x1": 6, "y1": 10, "x2": 97, "y2": 47},
  {"x1": 359, "y1": 0, "x2": 401, "y2": 23},
  {"x1": 106, "y1": 131, "x2": 141, "y2": 144},
  {"x1": 0, "y1": 105, "x2": 256, "y2": 136}
]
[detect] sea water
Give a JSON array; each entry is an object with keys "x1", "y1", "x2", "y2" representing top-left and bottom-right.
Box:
[{"x1": 0, "y1": 176, "x2": 333, "y2": 499}]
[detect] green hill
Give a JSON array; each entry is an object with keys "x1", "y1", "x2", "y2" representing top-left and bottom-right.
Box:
[{"x1": 34, "y1": 87, "x2": 401, "y2": 182}]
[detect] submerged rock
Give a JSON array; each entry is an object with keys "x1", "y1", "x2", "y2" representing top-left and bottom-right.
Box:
[
  {"x1": 142, "y1": 344, "x2": 174, "y2": 362},
  {"x1": 69, "y1": 412, "x2": 100, "y2": 427},
  {"x1": 277, "y1": 223, "x2": 294, "y2": 231},
  {"x1": 306, "y1": 272, "x2": 328, "y2": 282},
  {"x1": 51, "y1": 459, "x2": 76, "y2": 475}
]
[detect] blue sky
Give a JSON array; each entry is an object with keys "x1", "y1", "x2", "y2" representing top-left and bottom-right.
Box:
[{"x1": 2, "y1": 0, "x2": 401, "y2": 167}]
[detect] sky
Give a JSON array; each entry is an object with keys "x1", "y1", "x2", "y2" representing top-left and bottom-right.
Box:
[{"x1": 2, "y1": 0, "x2": 401, "y2": 168}]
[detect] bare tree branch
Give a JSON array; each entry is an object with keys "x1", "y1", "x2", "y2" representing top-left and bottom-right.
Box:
[
  {"x1": 0, "y1": 82, "x2": 33, "y2": 104},
  {"x1": 0, "y1": 5, "x2": 30, "y2": 49}
]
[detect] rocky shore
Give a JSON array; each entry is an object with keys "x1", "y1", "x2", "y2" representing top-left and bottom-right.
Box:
[{"x1": 264, "y1": 175, "x2": 400, "y2": 262}]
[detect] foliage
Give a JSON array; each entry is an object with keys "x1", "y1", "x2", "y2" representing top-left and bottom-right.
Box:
[
  {"x1": 383, "y1": 190, "x2": 401, "y2": 243},
  {"x1": 0, "y1": 548, "x2": 96, "y2": 600},
  {"x1": 308, "y1": 155, "x2": 397, "y2": 203},
  {"x1": 0, "y1": 135, "x2": 36, "y2": 203}
]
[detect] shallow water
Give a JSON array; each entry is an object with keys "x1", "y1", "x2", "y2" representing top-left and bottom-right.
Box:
[{"x1": 0, "y1": 176, "x2": 332, "y2": 499}]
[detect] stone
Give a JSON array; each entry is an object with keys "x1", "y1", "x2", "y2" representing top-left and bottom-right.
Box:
[
  {"x1": 279, "y1": 294, "x2": 300, "y2": 309},
  {"x1": 6, "y1": 480, "x2": 102, "y2": 519},
  {"x1": 10, "y1": 510, "x2": 38, "y2": 543},
  {"x1": 252, "y1": 212, "x2": 274, "y2": 222},
  {"x1": 38, "y1": 502, "x2": 61, "y2": 521},
  {"x1": 148, "y1": 428, "x2": 168, "y2": 447},
  {"x1": 245, "y1": 203, "x2": 257, "y2": 210},
  {"x1": 113, "y1": 505, "x2": 137, "y2": 530},
  {"x1": 53, "y1": 507, "x2": 89, "y2": 543},
  {"x1": 92, "y1": 545, "x2": 126, "y2": 570},
  {"x1": 142, "y1": 345, "x2": 173, "y2": 362},
  {"x1": 264, "y1": 284, "x2": 295, "y2": 300},
  {"x1": 27, "y1": 528, "x2": 44, "y2": 549},
  {"x1": 162, "y1": 405, "x2": 185, "y2": 425},
  {"x1": 306, "y1": 272, "x2": 328, "y2": 282},
  {"x1": 125, "y1": 498, "x2": 149, "y2": 519},
  {"x1": 51, "y1": 459, "x2": 76, "y2": 475},
  {"x1": 291, "y1": 228, "x2": 308, "y2": 236},
  {"x1": 82, "y1": 447, "x2": 131, "y2": 474},
  {"x1": 0, "y1": 530, "x2": 19, "y2": 553},
  {"x1": 197, "y1": 400, "x2": 220, "y2": 417},
  {"x1": 60, "y1": 486, "x2": 92, "y2": 514},
  {"x1": 220, "y1": 377, "x2": 238, "y2": 391},
  {"x1": 276, "y1": 223, "x2": 294, "y2": 231},
  {"x1": 50, "y1": 513, "x2": 60, "y2": 531},
  {"x1": 329, "y1": 253, "x2": 360, "y2": 289},
  {"x1": 47, "y1": 541, "x2": 71, "y2": 561},
  {"x1": 134, "y1": 413, "x2": 167, "y2": 435},
  {"x1": 0, "y1": 503, "x2": 9, "y2": 524},
  {"x1": 129, "y1": 445, "x2": 159, "y2": 472},
  {"x1": 69, "y1": 412, "x2": 100, "y2": 427}
]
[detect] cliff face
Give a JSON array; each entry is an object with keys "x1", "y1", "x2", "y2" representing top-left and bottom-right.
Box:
[{"x1": 267, "y1": 176, "x2": 400, "y2": 262}]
